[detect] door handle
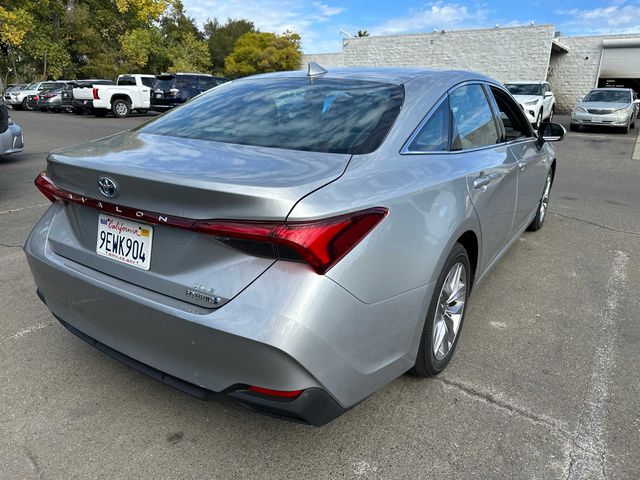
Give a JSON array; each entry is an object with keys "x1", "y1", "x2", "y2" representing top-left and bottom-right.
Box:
[
  {"x1": 473, "y1": 172, "x2": 502, "y2": 190},
  {"x1": 518, "y1": 160, "x2": 526, "y2": 171}
]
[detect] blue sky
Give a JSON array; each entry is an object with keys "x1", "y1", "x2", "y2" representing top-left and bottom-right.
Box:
[{"x1": 182, "y1": 0, "x2": 640, "y2": 53}]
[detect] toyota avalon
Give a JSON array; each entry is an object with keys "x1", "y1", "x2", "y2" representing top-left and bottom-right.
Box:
[{"x1": 25, "y1": 65, "x2": 564, "y2": 425}]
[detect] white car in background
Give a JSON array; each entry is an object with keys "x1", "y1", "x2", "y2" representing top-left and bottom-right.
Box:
[
  {"x1": 0, "y1": 99, "x2": 24, "y2": 156},
  {"x1": 505, "y1": 81, "x2": 555, "y2": 129},
  {"x1": 4, "y1": 81, "x2": 67, "y2": 111},
  {"x1": 73, "y1": 74, "x2": 155, "y2": 118}
]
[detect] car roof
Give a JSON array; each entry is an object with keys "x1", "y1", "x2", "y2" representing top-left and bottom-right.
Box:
[
  {"x1": 589, "y1": 87, "x2": 632, "y2": 91},
  {"x1": 505, "y1": 80, "x2": 545, "y2": 84},
  {"x1": 243, "y1": 67, "x2": 496, "y2": 86}
]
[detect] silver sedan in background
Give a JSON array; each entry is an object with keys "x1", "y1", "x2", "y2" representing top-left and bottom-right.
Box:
[
  {"x1": 570, "y1": 87, "x2": 639, "y2": 133},
  {"x1": 26, "y1": 66, "x2": 564, "y2": 425},
  {"x1": 0, "y1": 99, "x2": 24, "y2": 156}
]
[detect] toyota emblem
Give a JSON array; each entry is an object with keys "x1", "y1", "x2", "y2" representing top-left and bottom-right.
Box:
[{"x1": 98, "y1": 176, "x2": 118, "y2": 198}]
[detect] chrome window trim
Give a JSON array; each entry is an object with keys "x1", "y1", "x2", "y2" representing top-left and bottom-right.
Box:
[{"x1": 401, "y1": 80, "x2": 533, "y2": 156}]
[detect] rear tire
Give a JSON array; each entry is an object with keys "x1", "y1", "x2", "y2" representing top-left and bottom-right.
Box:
[
  {"x1": 412, "y1": 243, "x2": 471, "y2": 377},
  {"x1": 527, "y1": 169, "x2": 554, "y2": 232},
  {"x1": 111, "y1": 99, "x2": 131, "y2": 118}
]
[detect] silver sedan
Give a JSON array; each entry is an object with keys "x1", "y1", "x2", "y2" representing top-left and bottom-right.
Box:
[
  {"x1": 26, "y1": 66, "x2": 564, "y2": 425},
  {"x1": 570, "y1": 87, "x2": 639, "y2": 133},
  {"x1": 0, "y1": 102, "x2": 24, "y2": 156}
]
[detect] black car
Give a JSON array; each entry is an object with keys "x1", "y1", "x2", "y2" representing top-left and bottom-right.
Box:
[
  {"x1": 70, "y1": 79, "x2": 114, "y2": 114},
  {"x1": 151, "y1": 73, "x2": 227, "y2": 111}
]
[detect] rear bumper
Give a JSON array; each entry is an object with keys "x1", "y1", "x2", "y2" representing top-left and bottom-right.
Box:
[
  {"x1": 50, "y1": 309, "x2": 345, "y2": 426},
  {"x1": 25, "y1": 204, "x2": 429, "y2": 425},
  {"x1": 73, "y1": 99, "x2": 94, "y2": 111}
]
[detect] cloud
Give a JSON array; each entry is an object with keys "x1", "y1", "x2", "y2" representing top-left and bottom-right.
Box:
[
  {"x1": 182, "y1": 0, "x2": 345, "y2": 50},
  {"x1": 557, "y1": 1, "x2": 640, "y2": 34},
  {"x1": 372, "y1": 2, "x2": 488, "y2": 35}
]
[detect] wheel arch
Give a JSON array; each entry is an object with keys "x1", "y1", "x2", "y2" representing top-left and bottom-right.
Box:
[
  {"x1": 110, "y1": 94, "x2": 132, "y2": 105},
  {"x1": 456, "y1": 230, "x2": 479, "y2": 290}
]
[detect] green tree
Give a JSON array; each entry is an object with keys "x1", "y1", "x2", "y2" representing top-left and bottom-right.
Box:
[
  {"x1": 204, "y1": 18, "x2": 255, "y2": 75},
  {"x1": 225, "y1": 31, "x2": 301, "y2": 78},
  {"x1": 356, "y1": 30, "x2": 369, "y2": 37}
]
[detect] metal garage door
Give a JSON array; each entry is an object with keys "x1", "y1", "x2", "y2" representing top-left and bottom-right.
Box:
[{"x1": 600, "y1": 39, "x2": 640, "y2": 78}]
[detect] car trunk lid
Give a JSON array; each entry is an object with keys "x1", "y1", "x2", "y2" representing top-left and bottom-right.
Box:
[{"x1": 43, "y1": 131, "x2": 351, "y2": 308}]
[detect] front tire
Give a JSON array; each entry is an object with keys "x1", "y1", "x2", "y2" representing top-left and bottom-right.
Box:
[
  {"x1": 111, "y1": 99, "x2": 131, "y2": 118},
  {"x1": 22, "y1": 98, "x2": 34, "y2": 111},
  {"x1": 535, "y1": 110, "x2": 543, "y2": 130},
  {"x1": 548, "y1": 106, "x2": 555, "y2": 122},
  {"x1": 412, "y1": 243, "x2": 471, "y2": 377},
  {"x1": 527, "y1": 169, "x2": 553, "y2": 231}
]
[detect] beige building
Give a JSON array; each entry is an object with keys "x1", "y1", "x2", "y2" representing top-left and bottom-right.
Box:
[{"x1": 302, "y1": 25, "x2": 640, "y2": 113}]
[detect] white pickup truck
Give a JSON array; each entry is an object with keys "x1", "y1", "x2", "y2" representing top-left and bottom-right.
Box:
[{"x1": 73, "y1": 74, "x2": 156, "y2": 118}]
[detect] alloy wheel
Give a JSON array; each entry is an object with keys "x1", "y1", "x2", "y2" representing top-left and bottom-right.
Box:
[
  {"x1": 432, "y1": 262, "x2": 467, "y2": 361},
  {"x1": 115, "y1": 102, "x2": 128, "y2": 116}
]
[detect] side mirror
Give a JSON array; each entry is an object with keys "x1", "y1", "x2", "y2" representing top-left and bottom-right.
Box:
[
  {"x1": 544, "y1": 91, "x2": 553, "y2": 98},
  {"x1": 633, "y1": 99, "x2": 640, "y2": 104},
  {"x1": 539, "y1": 122, "x2": 566, "y2": 142}
]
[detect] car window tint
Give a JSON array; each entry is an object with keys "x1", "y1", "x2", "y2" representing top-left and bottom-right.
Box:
[
  {"x1": 141, "y1": 77, "x2": 155, "y2": 87},
  {"x1": 489, "y1": 87, "x2": 531, "y2": 141},
  {"x1": 408, "y1": 97, "x2": 449, "y2": 152},
  {"x1": 139, "y1": 78, "x2": 405, "y2": 155},
  {"x1": 449, "y1": 84, "x2": 499, "y2": 150},
  {"x1": 118, "y1": 76, "x2": 136, "y2": 86},
  {"x1": 175, "y1": 77, "x2": 192, "y2": 88}
]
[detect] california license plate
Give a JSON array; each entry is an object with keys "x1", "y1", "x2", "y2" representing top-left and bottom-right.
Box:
[
  {"x1": 590, "y1": 116, "x2": 602, "y2": 122},
  {"x1": 96, "y1": 214, "x2": 153, "y2": 270}
]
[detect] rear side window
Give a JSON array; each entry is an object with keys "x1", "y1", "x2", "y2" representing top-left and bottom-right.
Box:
[
  {"x1": 117, "y1": 76, "x2": 136, "y2": 86},
  {"x1": 141, "y1": 77, "x2": 155, "y2": 87},
  {"x1": 197, "y1": 77, "x2": 218, "y2": 90},
  {"x1": 175, "y1": 77, "x2": 193, "y2": 88},
  {"x1": 139, "y1": 78, "x2": 405, "y2": 154},
  {"x1": 449, "y1": 84, "x2": 499, "y2": 150},
  {"x1": 408, "y1": 97, "x2": 450, "y2": 152}
]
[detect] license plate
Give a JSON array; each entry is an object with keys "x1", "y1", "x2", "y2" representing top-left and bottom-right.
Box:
[
  {"x1": 96, "y1": 214, "x2": 153, "y2": 270},
  {"x1": 590, "y1": 116, "x2": 602, "y2": 123}
]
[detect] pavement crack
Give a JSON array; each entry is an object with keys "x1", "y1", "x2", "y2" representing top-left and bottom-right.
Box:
[
  {"x1": 436, "y1": 376, "x2": 571, "y2": 437},
  {"x1": 0, "y1": 202, "x2": 49, "y2": 216},
  {"x1": 0, "y1": 242, "x2": 23, "y2": 249},
  {"x1": 550, "y1": 212, "x2": 640, "y2": 236}
]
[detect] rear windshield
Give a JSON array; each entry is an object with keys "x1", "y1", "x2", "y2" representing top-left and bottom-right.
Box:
[
  {"x1": 139, "y1": 78, "x2": 404, "y2": 154},
  {"x1": 583, "y1": 90, "x2": 631, "y2": 103},
  {"x1": 505, "y1": 84, "x2": 542, "y2": 96},
  {"x1": 154, "y1": 77, "x2": 175, "y2": 90}
]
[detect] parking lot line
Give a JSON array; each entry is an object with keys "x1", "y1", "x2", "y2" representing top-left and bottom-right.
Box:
[
  {"x1": 633, "y1": 131, "x2": 640, "y2": 160},
  {"x1": 570, "y1": 133, "x2": 637, "y2": 142},
  {"x1": 566, "y1": 250, "x2": 629, "y2": 480}
]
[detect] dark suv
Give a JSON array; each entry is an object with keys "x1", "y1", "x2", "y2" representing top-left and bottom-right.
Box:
[{"x1": 151, "y1": 73, "x2": 227, "y2": 111}]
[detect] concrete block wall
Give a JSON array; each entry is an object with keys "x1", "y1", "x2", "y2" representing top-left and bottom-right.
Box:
[
  {"x1": 550, "y1": 33, "x2": 640, "y2": 113},
  {"x1": 340, "y1": 25, "x2": 556, "y2": 83},
  {"x1": 300, "y1": 52, "x2": 344, "y2": 68},
  {"x1": 302, "y1": 25, "x2": 555, "y2": 80}
]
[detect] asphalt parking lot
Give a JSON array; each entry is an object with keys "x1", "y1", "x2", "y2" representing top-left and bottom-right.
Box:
[{"x1": 1, "y1": 110, "x2": 639, "y2": 479}]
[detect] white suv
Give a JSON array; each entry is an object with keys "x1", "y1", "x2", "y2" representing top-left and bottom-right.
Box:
[{"x1": 504, "y1": 81, "x2": 555, "y2": 129}]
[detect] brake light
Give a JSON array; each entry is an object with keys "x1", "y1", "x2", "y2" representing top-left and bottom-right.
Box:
[
  {"x1": 92, "y1": 87, "x2": 99, "y2": 100},
  {"x1": 248, "y1": 386, "x2": 304, "y2": 398},
  {"x1": 33, "y1": 95, "x2": 39, "y2": 101},
  {"x1": 33, "y1": 172, "x2": 387, "y2": 274},
  {"x1": 192, "y1": 208, "x2": 387, "y2": 274}
]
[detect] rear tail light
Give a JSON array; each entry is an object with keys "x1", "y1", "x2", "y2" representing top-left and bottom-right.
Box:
[
  {"x1": 34, "y1": 171, "x2": 387, "y2": 274},
  {"x1": 168, "y1": 88, "x2": 179, "y2": 97},
  {"x1": 92, "y1": 87, "x2": 99, "y2": 100},
  {"x1": 248, "y1": 386, "x2": 304, "y2": 398},
  {"x1": 33, "y1": 95, "x2": 39, "y2": 101}
]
